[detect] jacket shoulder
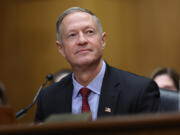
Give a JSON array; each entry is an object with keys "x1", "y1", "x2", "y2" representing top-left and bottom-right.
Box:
[
  {"x1": 40, "y1": 73, "x2": 72, "y2": 96},
  {"x1": 107, "y1": 65, "x2": 158, "y2": 90}
]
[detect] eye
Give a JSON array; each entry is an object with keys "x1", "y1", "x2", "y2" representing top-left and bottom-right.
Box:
[
  {"x1": 68, "y1": 33, "x2": 76, "y2": 38},
  {"x1": 87, "y1": 30, "x2": 94, "y2": 34}
]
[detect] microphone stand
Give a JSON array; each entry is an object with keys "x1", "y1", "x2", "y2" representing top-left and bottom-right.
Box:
[{"x1": 16, "y1": 74, "x2": 53, "y2": 119}]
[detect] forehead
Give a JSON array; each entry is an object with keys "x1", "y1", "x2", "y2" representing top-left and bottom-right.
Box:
[
  {"x1": 60, "y1": 12, "x2": 97, "y2": 31},
  {"x1": 154, "y1": 74, "x2": 174, "y2": 85}
]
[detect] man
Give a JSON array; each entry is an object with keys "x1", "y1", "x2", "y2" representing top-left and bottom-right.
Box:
[{"x1": 35, "y1": 7, "x2": 160, "y2": 122}]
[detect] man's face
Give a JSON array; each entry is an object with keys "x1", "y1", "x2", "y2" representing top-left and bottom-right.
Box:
[{"x1": 56, "y1": 12, "x2": 106, "y2": 67}]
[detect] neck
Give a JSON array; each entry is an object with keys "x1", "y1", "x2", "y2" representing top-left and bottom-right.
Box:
[{"x1": 73, "y1": 59, "x2": 103, "y2": 86}]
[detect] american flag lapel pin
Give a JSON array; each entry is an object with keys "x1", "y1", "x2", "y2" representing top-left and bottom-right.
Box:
[{"x1": 105, "y1": 107, "x2": 111, "y2": 113}]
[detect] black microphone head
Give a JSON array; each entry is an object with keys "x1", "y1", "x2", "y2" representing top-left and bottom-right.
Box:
[{"x1": 46, "y1": 74, "x2": 53, "y2": 81}]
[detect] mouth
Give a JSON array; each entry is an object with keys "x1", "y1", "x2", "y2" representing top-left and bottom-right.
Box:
[{"x1": 75, "y1": 49, "x2": 91, "y2": 54}]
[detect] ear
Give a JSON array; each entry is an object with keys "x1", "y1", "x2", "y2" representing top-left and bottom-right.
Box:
[
  {"x1": 56, "y1": 41, "x2": 65, "y2": 57},
  {"x1": 101, "y1": 32, "x2": 106, "y2": 49}
]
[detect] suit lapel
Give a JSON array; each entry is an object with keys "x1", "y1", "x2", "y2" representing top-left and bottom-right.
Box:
[
  {"x1": 98, "y1": 64, "x2": 122, "y2": 117},
  {"x1": 60, "y1": 64, "x2": 123, "y2": 116},
  {"x1": 60, "y1": 74, "x2": 73, "y2": 113}
]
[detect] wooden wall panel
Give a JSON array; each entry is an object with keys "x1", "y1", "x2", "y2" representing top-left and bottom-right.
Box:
[{"x1": 0, "y1": 0, "x2": 179, "y2": 123}]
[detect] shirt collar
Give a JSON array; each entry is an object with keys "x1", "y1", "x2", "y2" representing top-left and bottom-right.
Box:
[{"x1": 72, "y1": 60, "x2": 106, "y2": 98}]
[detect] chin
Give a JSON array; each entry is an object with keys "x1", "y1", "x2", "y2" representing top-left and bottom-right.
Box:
[
  {"x1": 78, "y1": 60, "x2": 93, "y2": 65},
  {"x1": 74, "y1": 58, "x2": 97, "y2": 66}
]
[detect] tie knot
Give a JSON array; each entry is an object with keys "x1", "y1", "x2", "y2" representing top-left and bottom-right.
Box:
[{"x1": 80, "y1": 87, "x2": 91, "y2": 98}]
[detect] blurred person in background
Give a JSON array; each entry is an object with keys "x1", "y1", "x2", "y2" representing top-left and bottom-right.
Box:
[
  {"x1": 151, "y1": 68, "x2": 179, "y2": 91},
  {"x1": 0, "y1": 82, "x2": 8, "y2": 106}
]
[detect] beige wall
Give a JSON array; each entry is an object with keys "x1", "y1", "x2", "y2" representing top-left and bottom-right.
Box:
[{"x1": 0, "y1": 0, "x2": 180, "y2": 123}]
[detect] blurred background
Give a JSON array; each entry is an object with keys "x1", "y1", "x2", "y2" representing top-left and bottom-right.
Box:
[{"x1": 0, "y1": 0, "x2": 180, "y2": 123}]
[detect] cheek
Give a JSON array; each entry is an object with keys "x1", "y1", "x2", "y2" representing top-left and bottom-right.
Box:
[
  {"x1": 97, "y1": 41, "x2": 105, "y2": 51},
  {"x1": 89, "y1": 38, "x2": 101, "y2": 47},
  {"x1": 64, "y1": 46, "x2": 75, "y2": 58}
]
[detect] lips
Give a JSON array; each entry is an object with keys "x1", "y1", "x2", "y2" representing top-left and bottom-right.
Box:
[{"x1": 75, "y1": 48, "x2": 91, "y2": 54}]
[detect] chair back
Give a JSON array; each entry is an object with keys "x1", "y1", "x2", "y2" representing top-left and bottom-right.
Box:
[{"x1": 159, "y1": 88, "x2": 179, "y2": 112}]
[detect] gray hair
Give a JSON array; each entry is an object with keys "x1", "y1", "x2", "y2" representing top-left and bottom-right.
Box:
[{"x1": 56, "y1": 7, "x2": 103, "y2": 43}]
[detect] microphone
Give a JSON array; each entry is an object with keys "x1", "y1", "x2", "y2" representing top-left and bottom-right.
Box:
[{"x1": 16, "y1": 74, "x2": 53, "y2": 119}]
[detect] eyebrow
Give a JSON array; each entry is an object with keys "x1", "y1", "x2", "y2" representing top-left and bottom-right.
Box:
[{"x1": 66, "y1": 25, "x2": 96, "y2": 34}]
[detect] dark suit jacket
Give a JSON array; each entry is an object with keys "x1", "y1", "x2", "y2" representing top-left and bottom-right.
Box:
[{"x1": 35, "y1": 64, "x2": 160, "y2": 122}]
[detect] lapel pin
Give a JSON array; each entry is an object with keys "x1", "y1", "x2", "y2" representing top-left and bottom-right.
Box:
[{"x1": 105, "y1": 107, "x2": 111, "y2": 113}]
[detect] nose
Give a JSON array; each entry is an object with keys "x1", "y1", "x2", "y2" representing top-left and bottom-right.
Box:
[{"x1": 78, "y1": 32, "x2": 88, "y2": 45}]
